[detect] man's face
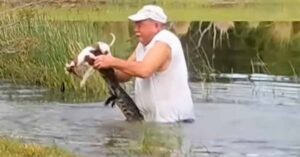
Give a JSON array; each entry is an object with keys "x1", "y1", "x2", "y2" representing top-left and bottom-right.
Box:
[{"x1": 134, "y1": 19, "x2": 159, "y2": 45}]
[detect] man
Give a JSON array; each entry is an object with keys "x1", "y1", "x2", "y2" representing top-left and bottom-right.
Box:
[{"x1": 94, "y1": 5, "x2": 195, "y2": 123}]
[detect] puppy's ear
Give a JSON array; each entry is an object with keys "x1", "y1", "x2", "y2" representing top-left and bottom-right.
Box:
[
  {"x1": 84, "y1": 55, "x2": 95, "y2": 65},
  {"x1": 90, "y1": 49, "x2": 97, "y2": 54},
  {"x1": 91, "y1": 48, "x2": 103, "y2": 56},
  {"x1": 104, "y1": 51, "x2": 109, "y2": 55}
]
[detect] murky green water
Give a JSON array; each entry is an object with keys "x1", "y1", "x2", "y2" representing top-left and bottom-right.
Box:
[{"x1": 1, "y1": 74, "x2": 300, "y2": 157}]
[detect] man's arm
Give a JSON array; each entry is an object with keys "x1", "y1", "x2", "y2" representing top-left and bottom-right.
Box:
[
  {"x1": 94, "y1": 41, "x2": 171, "y2": 79},
  {"x1": 111, "y1": 41, "x2": 171, "y2": 78},
  {"x1": 114, "y1": 51, "x2": 136, "y2": 82}
]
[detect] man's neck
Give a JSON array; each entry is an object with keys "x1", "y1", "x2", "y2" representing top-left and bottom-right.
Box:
[{"x1": 141, "y1": 29, "x2": 164, "y2": 46}]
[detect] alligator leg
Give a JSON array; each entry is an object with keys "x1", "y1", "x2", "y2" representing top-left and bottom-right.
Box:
[{"x1": 104, "y1": 90, "x2": 117, "y2": 107}]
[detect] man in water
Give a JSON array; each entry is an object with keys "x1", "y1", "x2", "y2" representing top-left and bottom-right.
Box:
[{"x1": 94, "y1": 5, "x2": 195, "y2": 123}]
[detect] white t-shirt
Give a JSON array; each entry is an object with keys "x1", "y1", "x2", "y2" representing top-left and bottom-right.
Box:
[{"x1": 134, "y1": 29, "x2": 195, "y2": 123}]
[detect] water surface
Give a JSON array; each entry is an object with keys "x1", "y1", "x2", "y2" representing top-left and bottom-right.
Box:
[{"x1": 1, "y1": 75, "x2": 300, "y2": 157}]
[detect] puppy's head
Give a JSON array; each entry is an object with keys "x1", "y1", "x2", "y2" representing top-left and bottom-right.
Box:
[
  {"x1": 91, "y1": 42, "x2": 111, "y2": 56},
  {"x1": 84, "y1": 42, "x2": 112, "y2": 65},
  {"x1": 65, "y1": 46, "x2": 90, "y2": 78},
  {"x1": 65, "y1": 42, "x2": 112, "y2": 77}
]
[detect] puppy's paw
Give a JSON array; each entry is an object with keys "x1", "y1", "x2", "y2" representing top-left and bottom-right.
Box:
[
  {"x1": 65, "y1": 62, "x2": 71, "y2": 72},
  {"x1": 65, "y1": 61, "x2": 77, "y2": 75},
  {"x1": 65, "y1": 64, "x2": 71, "y2": 75},
  {"x1": 66, "y1": 61, "x2": 75, "y2": 67},
  {"x1": 80, "y1": 80, "x2": 86, "y2": 88}
]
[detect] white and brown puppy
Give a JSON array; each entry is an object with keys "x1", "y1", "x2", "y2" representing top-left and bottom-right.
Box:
[{"x1": 65, "y1": 33, "x2": 115, "y2": 87}]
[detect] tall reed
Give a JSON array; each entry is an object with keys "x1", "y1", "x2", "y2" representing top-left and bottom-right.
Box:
[{"x1": 0, "y1": 8, "x2": 116, "y2": 102}]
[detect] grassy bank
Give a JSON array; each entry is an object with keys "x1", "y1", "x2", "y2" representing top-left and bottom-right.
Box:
[{"x1": 0, "y1": 138, "x2": 76, "y2": 157}]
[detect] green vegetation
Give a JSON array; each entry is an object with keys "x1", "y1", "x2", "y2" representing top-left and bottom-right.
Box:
[
  {"x1": 2, "y1": 0, "x2": 300, "y2": 21},
  {"x1": 104, "y1": 123, "x2": 183, "y2": 157},
  {"x1": 0, "y1": 9, "x2": 118, "y2": 102},
  {"x1": 0, "y1": 137, "x2": 76, "y2": 157},
  {"x1": 183, "y1": 21, "x2": 300, "y2": 79}
]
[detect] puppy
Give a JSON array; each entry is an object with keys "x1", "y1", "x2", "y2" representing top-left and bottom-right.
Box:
[
  {"x1": 65, "y1": 33, "x2": 115, "y2": 87},
  {"x1": 65, "y1": 33, "x2": 144, "y2": 121}
]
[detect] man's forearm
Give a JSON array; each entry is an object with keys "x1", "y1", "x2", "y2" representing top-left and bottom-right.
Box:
[
  {"x1": 112, "y1": 57, "x2": 152, "y2": 79},
  {"x1": 114, "y1": 69, "x2": 132, "y2": 82}
]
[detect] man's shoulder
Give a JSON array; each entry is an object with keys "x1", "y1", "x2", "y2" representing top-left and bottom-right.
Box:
[
  {"x1": 158, "y1": 29, "x2": 177, "y2": 38},
  {"x1": 155, "y1": 29, "x2": 180, "y2": 43}
]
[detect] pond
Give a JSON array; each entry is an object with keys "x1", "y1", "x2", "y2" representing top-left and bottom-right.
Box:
[{"x1": 1, "y1": 74, "x2": 300, "y2": 157}]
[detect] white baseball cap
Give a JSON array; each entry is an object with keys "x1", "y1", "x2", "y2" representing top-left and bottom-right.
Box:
[{"x1": 128, "y1": 5, "x2": 167, "y2": 24}]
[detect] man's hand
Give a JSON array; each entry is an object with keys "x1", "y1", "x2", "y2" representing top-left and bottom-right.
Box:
[{"x1": 93, "y1": 55, "x2": 116, "y2": 69}]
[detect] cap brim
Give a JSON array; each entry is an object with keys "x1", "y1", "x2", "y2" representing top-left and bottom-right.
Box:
[{"x1": 128, "y1": 14, "x2": 147, "y2": 22}]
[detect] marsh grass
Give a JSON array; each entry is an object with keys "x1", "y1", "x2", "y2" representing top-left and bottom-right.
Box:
[
  {"x1": 0, "y1": 137, "x2": 76, "y2": 157},
  {"x1": 2, "y1": 0, "x2": 300, "y2": 21},
  {"x1": 0, "y1": 8, "x2": 118, "y2": 102}
]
